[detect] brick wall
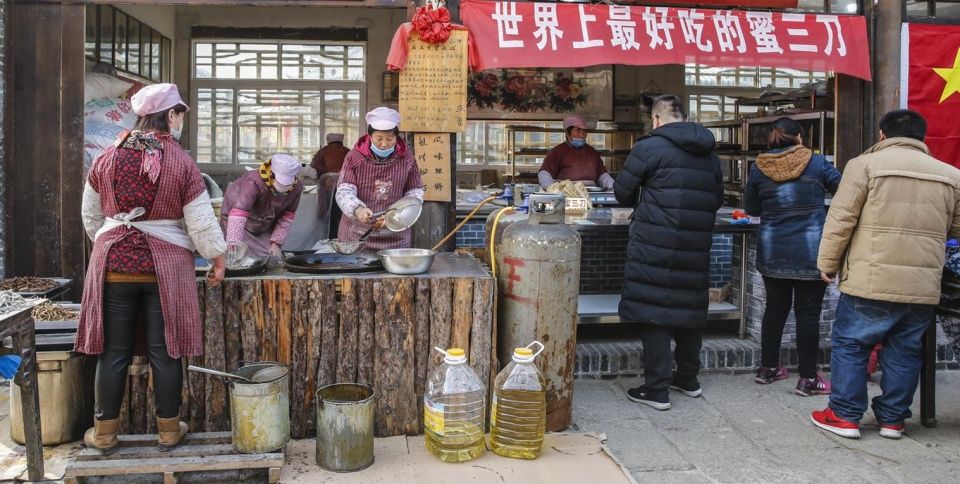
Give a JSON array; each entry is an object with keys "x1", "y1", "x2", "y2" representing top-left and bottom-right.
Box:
[
  {"x1": 579, "y1": 226, "x2": 630, "y2": 294},
  {"x1": 710, "y1": 234, "x2": 733, "y2": 289},
  {"x1": 732, "y1": 234, "x2": 840, "y2": 343},
  {"x1": 454, "y1": 220, "x2": 486, "y2": 248}
]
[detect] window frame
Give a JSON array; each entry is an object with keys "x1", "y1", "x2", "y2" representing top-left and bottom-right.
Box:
[
  {"x1": 85, "y1": 5, "x2": 171, "y2": 83},
  {"x1": 190, "y1": 38, "x2": 368, "y2": 168},
  {"x1": 903, "y1": 0, "x2": 960, "y2": 22}
]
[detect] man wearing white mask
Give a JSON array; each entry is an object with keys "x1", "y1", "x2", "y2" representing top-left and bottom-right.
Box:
[
  {"x1": 220, "y1": 153, "x2": 304, "y2": 257},
  {"x1": 538, "y1": 115, "x2": 615, "y2": 190}
]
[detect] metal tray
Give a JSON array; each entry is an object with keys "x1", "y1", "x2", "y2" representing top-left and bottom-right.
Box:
[
  {"x1": 284, "y1": 252, "x2": 384, "y2": 275},
  {"x1": 5, "y1": 278, "x2": 72, "y2": 298}
]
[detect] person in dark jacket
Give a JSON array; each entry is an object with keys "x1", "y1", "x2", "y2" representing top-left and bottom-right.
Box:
[
  {"x1": 614, "y1": 94, "x2": 723, "y2": 410},
  {"x1": 745, "y1": 117, "x2": 841, "y2": 396}
]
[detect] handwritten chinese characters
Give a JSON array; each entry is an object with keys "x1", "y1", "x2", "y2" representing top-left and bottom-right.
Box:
[
  {"x1": 414, "y1": 133, "x2": 453, "y2": 202},
  {"x1": 399, "y1": 30, "x2": 468, "y2": 133},
  {"x1": 461, "y1": 1, "x2": 870, "y2": 80}
]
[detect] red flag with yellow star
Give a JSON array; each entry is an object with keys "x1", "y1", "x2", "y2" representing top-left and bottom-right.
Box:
[{"x1": 903, "y1": 23, "x2": 960, "y2": 167}]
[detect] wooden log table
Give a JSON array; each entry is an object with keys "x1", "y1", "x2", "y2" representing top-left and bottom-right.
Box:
[{"x1": 116, "y1": 253, "x2": 495, "y2": 439}]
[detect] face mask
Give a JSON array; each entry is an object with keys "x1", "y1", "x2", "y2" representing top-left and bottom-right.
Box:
[
  {"x1": 371, "y1": 144, "x2": 395, "y2": 158},
  {"x1": 273, "y1": 181, "x2": 293, "y2": 193},
  {"x1": 570, "y1": 138, "x2": 586, "y2": 148},
  {"x1": 169, "y1": 114, "x2": 183, "y2": 141}
]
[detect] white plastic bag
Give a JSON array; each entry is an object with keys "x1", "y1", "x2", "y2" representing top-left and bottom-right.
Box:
[
  {"x1": 84, "y1": 97, "x2": 137, "y2": 128},
  {"x1": 84, "y1": 72, "x2": 133, "y2": 104}
]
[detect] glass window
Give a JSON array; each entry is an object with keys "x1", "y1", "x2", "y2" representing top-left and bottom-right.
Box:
[
  {"x1": 84, "y1": 6, "x2": 171, "y2": 82},
  {"x1": 162, "y1": 38, "x2": 172, "y2": 81},
  {"x1": 196, "y1": 89, "x2": 235, "y2": 164},
  {"x1": 192, "y1": 40, "x2": 366, "y2": 164},
  {"x1": 829, "y1": 0, "x2": 859, "y2": 14},
  {"x1": 936, "y1": 2, "x2": 960, "y2": 19},
  {"x1": 324, "y1": 90, "x2": 362, "y2": 146},
  {"x1": 151, "y1": 31, "x2": 162, "y2": 81},
  {"x1": 906, "y1": 1, "x2": 931, "y2": 16},
  {"x1": 114, "y1": 13, "x2": 127, "y2": 71},
  {"x1": 98, "y1": 8, "x2": 114, "y2": 65},
  {"x1": 793, "y1": 0, "x2": 827, "y2": 11},
  {"x1": 85, "y1": 5, "x2": 98, "y2": 60},
  {"x1": 127, "y1": 19, "x2": 141, "y2": 76}
]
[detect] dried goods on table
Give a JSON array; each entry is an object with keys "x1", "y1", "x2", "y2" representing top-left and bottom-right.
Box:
[
  {"x1": 0, "y1": 291, "x2": 40, "y2": 317},
  {"x1": 31, "y1": 301, "x2": 80, "y2": 321},
  {"x1": 0, "y1": 277, "x2": 57, "y2": 293}
]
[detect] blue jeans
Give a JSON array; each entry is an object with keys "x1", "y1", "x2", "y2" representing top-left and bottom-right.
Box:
[{"x1": 828, "y1": 294, "x2": 934, "y2": 424}]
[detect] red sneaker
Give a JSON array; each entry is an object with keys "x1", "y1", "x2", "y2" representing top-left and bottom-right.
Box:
[
  {"x1": 879, "y1": 422, "x2": 905, "y2": 440},
  {"x1": 811, "y1": 408, "x2": 861, "y2": 439}
]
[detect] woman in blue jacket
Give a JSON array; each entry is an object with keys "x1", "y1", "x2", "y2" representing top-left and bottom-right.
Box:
[{"x1": 745, "y1": 117, "x2": 841, "y2": 396}]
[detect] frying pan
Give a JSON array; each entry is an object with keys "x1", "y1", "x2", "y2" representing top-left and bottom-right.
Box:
[{"x1": 283, "y1": 252, "x2": 384, "y2": 275}]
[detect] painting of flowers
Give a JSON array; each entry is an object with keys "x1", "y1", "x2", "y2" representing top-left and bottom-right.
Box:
[{"x1": 467, "y1": 66, "x2": 612, "y2": 120}]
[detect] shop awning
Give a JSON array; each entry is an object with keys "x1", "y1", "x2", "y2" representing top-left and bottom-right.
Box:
[{"x1": 460, "y1": 0, "x2": 870, "y2": 80}]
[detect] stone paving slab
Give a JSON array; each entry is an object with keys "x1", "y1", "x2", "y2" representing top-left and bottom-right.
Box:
[{"x1": 573, "y1": 371, "x2": 960, "y2": 484}]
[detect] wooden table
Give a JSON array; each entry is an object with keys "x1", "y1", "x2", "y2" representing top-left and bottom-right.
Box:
[
  {"x1": 1, "y1": 302, "x2": 45, "y2": 481},
  {"x1": 115, "y1": 253, "x2": 495, "y2": 439}
]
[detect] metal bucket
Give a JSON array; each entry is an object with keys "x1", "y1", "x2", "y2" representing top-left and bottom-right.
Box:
[
  {"x1": 316, "y1": 383, "x2": 375, "y2": 472},
  {"x1": 229, "y1": 363, "x2": 291, "y2": 454}
]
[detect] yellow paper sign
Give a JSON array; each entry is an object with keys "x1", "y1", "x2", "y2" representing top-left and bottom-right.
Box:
[
  {"x1": 414, "y1": 133, "x2": 453, "y2": 202},
  {"x1": 399, "y1": 30, "x2": 468, "y2": 133}
]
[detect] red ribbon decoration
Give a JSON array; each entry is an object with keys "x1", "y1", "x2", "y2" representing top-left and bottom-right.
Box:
[{"x1": 412, "y1": 6, "x2": 454, "y2": 44}]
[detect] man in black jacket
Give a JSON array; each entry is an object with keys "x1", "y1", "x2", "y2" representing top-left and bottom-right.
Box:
[{"x1": 614, "y1": 94, "x2": 724, "y2": 410}]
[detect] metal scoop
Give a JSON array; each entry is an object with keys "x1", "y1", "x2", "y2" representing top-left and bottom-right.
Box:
[
  {"x1": 325, "y1": 198, "x2": 424, "y2": 255},
  {"x1": 188, "y1": 365, "x2": 254, "y2": 383},
  {"x1": 188, "y1": 364, "x2": 288, "y2": 383}
]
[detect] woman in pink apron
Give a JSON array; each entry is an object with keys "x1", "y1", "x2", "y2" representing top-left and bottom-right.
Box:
[
  {"x1": 220, "y1": 154, "x2": 303, "y2": 257},
  {"x1": 78, "y1": 84, "x2": 227, "y2": 452},
  {"x1": 335, "y1": 107, "x2": 424, "y2": 250}
]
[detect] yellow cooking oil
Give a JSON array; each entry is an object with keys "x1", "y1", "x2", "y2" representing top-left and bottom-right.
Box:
[
  {"x1": 490, "y1": 344, "x2": 547, "y2": 459},
  {"x1": 424, "y1": 347, "x2": 487, "y2": 463}
]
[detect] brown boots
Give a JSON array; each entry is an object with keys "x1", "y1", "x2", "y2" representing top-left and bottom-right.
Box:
[
  {"x1": 85, "y1": 416, "x2": 188, "y2": 452},
  {"x1": 157, "y1": 416, "x2": 189, "y2": 451},
  {"x1": 83, "y1": 418, "x2": 120, "y2": 452}
]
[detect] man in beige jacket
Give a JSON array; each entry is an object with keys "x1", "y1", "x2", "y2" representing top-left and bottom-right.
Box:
[{"x1": 811, "y1": 110, "x2": 960, "y2": 440}]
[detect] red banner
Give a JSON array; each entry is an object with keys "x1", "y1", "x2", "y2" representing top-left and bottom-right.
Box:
[
  {"x1": 621, "y1": 1, "x2": 798, "y2": 7},
  {"x1": 461, "y1": 0, "x2": 870, "y2": 80},
  {"x1": 904, "y1": 23, "x2": 960, "y2": 168}
]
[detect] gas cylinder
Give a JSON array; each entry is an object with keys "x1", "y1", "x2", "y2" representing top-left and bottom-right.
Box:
[
  {"x1": 484, "y1": 206, "x2": 528, "y2": 265},
  {"x1": 496, "y1": 193, "x2": 581, "y2": 432}
]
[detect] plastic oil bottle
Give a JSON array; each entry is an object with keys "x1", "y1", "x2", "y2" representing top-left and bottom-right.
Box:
[
  {"x1": 490, "y1": 341, "x2": 547, "y2": 459},
  {"x1": 424, "y1": 347, "x2": 486, "y2": 463}
]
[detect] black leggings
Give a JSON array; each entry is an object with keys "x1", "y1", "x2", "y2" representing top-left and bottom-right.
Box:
[
  {"x1": 760, "y1": 276, "x2": 827, "y2": 379},
  {"x1": 95, "y1": 282, "x2": 182, "y2": 420}
]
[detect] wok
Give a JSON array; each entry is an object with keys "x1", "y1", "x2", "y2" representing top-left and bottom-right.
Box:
[{"x1": 283, "y1": 252, "x2": 384, "y2": 275}]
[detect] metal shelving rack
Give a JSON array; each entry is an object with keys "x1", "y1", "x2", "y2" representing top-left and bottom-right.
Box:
[
  {"x1": 505, "y1": 125, "x2": 644, "y2": 183},
  {"x1": 703, "y1": 110, "x2": 836, "y2": 207}
]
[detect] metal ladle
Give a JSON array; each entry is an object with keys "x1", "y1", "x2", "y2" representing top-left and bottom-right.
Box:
[
  {"x1": 188, "y1": 364, "x2": 288, "y2": 383},
  {"x1": 188, "y1": 365, "x2": 254, "y2": 383},
  {"x1": 327, "y1": 198, "x2": 423, "y2": 255}
]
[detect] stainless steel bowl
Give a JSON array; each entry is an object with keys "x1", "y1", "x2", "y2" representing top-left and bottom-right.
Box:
[{"x1": 377, "y1": 248, "x2": 436, "y2": 275}]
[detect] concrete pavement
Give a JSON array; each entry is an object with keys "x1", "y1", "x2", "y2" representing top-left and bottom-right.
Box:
[{"x1": 572, "y1": 371, "x2": 960, "y2": 483}]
